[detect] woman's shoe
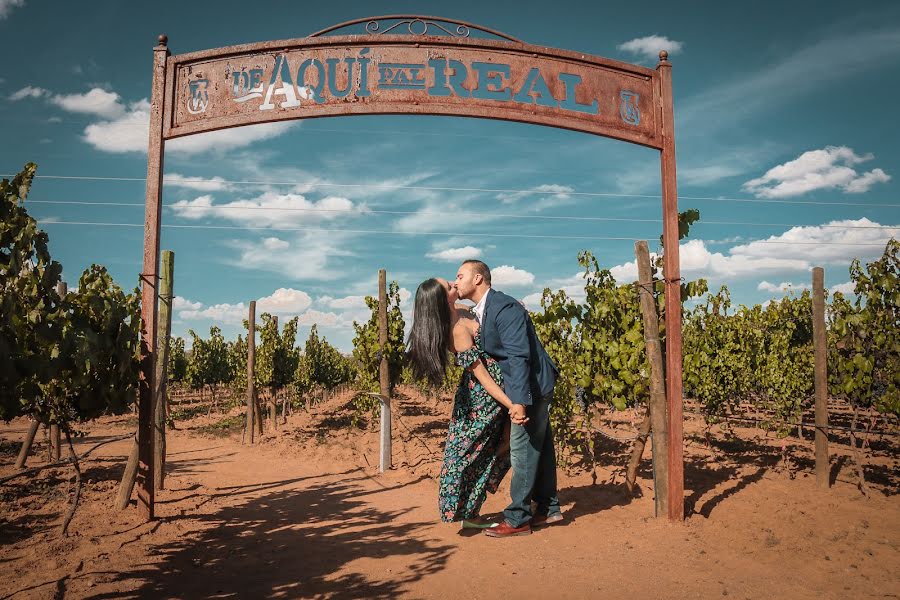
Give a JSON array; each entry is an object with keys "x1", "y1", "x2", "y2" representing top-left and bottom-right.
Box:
[{"x1": 461, "y1": 519, "x2": 499, "y2": 529}]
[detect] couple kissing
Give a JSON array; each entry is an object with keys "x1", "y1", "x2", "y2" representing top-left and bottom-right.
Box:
[{"x1": 407, "y1": 259, "x2": 562, "y2": 537}]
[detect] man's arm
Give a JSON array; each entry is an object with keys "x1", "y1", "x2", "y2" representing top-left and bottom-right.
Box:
[{"x1": 495, "y1": 302, "x2": 533, "y2": 407}]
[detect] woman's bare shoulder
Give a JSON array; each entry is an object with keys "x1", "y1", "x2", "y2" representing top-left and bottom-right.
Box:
[{"x1": 451, "y1": 318, "x2": 476, "y2": 350}]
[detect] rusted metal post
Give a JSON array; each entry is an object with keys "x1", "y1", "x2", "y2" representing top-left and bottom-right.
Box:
[
  {"x1": 635, "y1": 241, "x2": 670, "y2": 517},
  {"x1": 137, "y1": 35, "x2": 170, "y2": 520},
  {"x1": 153, "y1": 251, "x2": 174, "y2": 491},
  {"x1": 378, "y1": 269, "x2": 391, "y2": 472},
  {"x1": 812, "y1": 267, "x2": 830, "y2": 489},
  {"x1": 246, "y1": 300, "x2": 257, "y2": 444},
  {"x1": 657, "y1": 50, "x2": 684, "y2": 521}
]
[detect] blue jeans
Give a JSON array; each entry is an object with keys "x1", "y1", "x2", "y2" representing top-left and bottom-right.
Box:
[{"x1": 503, "y1": 392, "x2": 560, "y2": 527}]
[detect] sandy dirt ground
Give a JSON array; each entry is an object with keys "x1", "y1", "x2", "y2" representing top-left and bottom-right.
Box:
[{"x1": 1, "y1": 387, "x2": 898, "y2": 600}]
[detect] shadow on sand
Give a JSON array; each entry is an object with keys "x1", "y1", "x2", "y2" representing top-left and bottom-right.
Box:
[{"x1": 84, "y1": 472, "x2": 454, "y2": 599}]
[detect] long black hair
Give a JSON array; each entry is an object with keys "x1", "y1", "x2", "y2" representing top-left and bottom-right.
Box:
[{"x1": 406, "y1": 278, "x2": 452, "y2": 386}]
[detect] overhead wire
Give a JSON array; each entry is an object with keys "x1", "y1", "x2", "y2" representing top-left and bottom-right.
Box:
[
  {"x1": 32, "y1": 219, "x2": 898, "y2": 246},
  {"x1": 6, "y1": 173, "x2": 900, "y2": 208},
  {"x1": 24, "y1": 199, "x2": 900, "y2": 230}
]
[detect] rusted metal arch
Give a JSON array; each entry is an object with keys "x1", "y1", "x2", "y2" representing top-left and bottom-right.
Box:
[{"x1": 136, "y1": 16, "x2": 684, "y2": 522}]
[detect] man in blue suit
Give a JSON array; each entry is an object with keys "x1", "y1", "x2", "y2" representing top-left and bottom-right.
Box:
[{"x1": 454, "y1": 260, "x2": 562, "y2": 537}]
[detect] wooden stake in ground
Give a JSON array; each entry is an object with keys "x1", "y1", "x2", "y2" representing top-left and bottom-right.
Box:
[
  {"x1": 153, "y1": 250, "x2": 174, "y2": 491},
  {"x1": 812, "y1": 267, "x2": 830, "y2": 489},
  {"x1": 15, "y1": 420, "x2": 40, "y2": 469},
  {"x1": 630, "y1": 241, "x2": 670, "y2": 517},
  {"x1": 115, "y1": 437, "x2": 139, "y2": 510},
  {"x1": 60, "y1": 430, "x2": 82, "y2": 536},
  {"x1": 50, "y1": 281, "x2": 67, "y2": 462},
  {"x1": 246, "y1": 300, "x2": 257, "y2": 444},
  {"x1": 378, "y1": 269, "x2": 392, "y2": 472},
  {"x1": 270, "y1": 316, "x2": 278, "y2": 430}
]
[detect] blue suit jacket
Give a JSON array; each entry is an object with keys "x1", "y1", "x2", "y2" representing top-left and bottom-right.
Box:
[{"x1": 480, "y1": 288, "x2": 558, "y2": 406}]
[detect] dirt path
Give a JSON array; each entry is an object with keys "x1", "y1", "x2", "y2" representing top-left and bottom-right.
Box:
[{"x1": 1, "y1": 394, "x2": 898, "y2": 599}]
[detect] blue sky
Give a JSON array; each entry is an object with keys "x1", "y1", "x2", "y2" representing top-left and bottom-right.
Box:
[{"x1": 2, "y1": 0, "x2": 898, "y2": 351}]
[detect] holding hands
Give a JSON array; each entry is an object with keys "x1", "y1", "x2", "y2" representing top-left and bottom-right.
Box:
[{"x1": 509, "y1": 404, "x2": 529, "y2": 426}]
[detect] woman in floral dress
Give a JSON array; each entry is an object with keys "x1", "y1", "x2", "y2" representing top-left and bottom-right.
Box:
[{"x1": 407, "y1": 277, "x2": 516, "y2": 529}]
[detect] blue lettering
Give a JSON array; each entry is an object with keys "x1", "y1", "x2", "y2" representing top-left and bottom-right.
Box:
[
  {"x1": 357, "y1": 48, "x2": 371, "y2": 97},
  {"x1": 427, "y1": 58, "x2": 470, "y2": 97},
  {"x1": 512, "y1": 67, "x2": 558, "y2": 108},
  {"x1": 326, "y1": 58, "x2": 355, "y2": 98},
  {"x1": 471, "y1": 62, "x2": 511, "y2": 101},
  {"x1": 297, "y1": 58, "x2": 326, "y2": 104},
  {"x1": 559, "y1": 73, "x2": 598, "y2": 114}
]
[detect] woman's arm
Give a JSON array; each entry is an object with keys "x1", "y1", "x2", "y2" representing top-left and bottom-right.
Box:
[
  {"x1": 468, "y1": 360, "x2": 515, "y2": 411},
  {"x1": 451, "y1": 322, "x2": 515, "y2": 411}
]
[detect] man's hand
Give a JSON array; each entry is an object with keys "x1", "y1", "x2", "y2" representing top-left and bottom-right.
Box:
[{"x1": 509, "y1": 404, "x2": 529, "y2": 425}]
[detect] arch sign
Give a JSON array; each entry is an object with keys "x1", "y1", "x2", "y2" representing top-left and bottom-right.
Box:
[{"x1": 136, "y1": 16, "x2": 684, "y2": 520}]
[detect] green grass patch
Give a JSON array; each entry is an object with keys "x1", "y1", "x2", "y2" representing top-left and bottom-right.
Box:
[{"x1": 195, "y1": 414, "x2": 245, "y2": 437}]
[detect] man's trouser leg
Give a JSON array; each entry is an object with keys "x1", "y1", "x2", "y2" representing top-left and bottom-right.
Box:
[
  {"x1": 533, "y1": 414, "x2": 560, "y2": 517},
  {"x1": 503, "y1": 392, "x2": 553, "y2": 528}
]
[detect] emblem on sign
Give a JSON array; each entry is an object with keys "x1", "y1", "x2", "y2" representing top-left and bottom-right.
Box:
[
  {"x1": 187, "y1": 79, "x2": 210, "y2": 114},
  {"x1": 619, "y1": 91, "x2": 640, "y2": 126}
]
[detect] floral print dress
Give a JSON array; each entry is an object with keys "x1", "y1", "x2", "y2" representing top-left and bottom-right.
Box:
[{"x1": 438, "y1": 330, "x2": 511, "y2": 522}]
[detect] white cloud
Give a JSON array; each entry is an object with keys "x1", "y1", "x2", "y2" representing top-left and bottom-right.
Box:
[
  {"x1": 177, "y1": 287, "x2": 312, "y2": 325},
  {"x1": 82, "y1": 95, "x2": 295, "y2": 154},
  {"x1": 83, "y1": 99, "x2": 150, "y2": 153},
  {"x1": 257, "y1": 288, "x2": 312, "y2": 314},
  {"x1": 229, "y1": 230, "x2": 355, "y2": 281},
  {"x1": 496, "y1": 183, "x2": 574, "y2": 207},
  {"x1": 9, "y1": 85, "x2": 47, "y2": 101},
  {"x1": 50, "y1": 88, "x2": 124, "y2": 117},
  {"x1": 491, "y1": 265, "x2": 535, "y2": 287},
  {"x1": 0, "y1": 0, "x2": 25, "y2": 20},
  {"x1": 172, "y1": 296, "x2": 203, "y2": 311},
  {"x1": 617, "y1": 35, "x2": 684, "y2": 61},
  {"x1": 757, "y1": 281, "x2": 809, "y2": 293},
  {"x1": 296, "y1": 309, "x2": 343, "y2": 327},
  {"x1": 179, "y1": 301, "x2": 248, "y2": 324},
  {"x1": 830, "y1": 281, "x2": 856, "y2": 295},
  {"x1": 164, "y1": 173, "x2": 233, "y2": 192},
  {"x1": 729, "y1": 218, "x2": 899, "y2": 263},
  {"x1": 602, "y1": 219, "x2": 898, "y2": 285},
  {"x1": 426, "y1": 245, "x2": 482, "y2": 262},
  {"x1": 743, "y1": 146, "x2": 890, "y2": 198},
  {"x1": 170, "y1": 191, "x2": 367, "y2": 228},
  {"x1": 261, "y1": 237, "x2": 289, "y2": 251},
  {"x1": 318, "y1": 295, "x2": 367, "y2": 310}
]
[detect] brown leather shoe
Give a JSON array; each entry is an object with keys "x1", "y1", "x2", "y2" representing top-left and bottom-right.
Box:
[
  {"x1": 484, "y1": 520, "x2": 531, "y2": 537},
  {"x1": 532, "y1": 513, "x2": 564, "y2": 528}
]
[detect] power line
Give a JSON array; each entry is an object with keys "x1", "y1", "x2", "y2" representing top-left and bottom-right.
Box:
[
  {"x1": 33, "y1": 219, "x2": 899, "y2": 246},
  {"x1": 26, "y1": 199, "x2": 900, "y2": 231},
  {"x1": 7, "y1": 174, "x2": 900, "y2": 208}
]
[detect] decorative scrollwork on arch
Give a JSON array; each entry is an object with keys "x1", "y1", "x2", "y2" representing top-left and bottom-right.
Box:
[{"x1": 308, "y1": 15, "x2": 524, "y2": 44}]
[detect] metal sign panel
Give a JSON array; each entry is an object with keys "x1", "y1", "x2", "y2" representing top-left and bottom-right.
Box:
[{"x1": 164, "y1": 35, "x2": 660, "y2": 148}]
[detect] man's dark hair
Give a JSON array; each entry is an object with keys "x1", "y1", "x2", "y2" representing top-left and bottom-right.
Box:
[{"x1": 462, "y1": 259, "x2": 491, "y2": 286}]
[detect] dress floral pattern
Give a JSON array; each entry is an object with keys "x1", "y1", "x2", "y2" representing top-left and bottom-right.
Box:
[{"x1": 438, "y1": 329, "x2": 511, "y2": 522}]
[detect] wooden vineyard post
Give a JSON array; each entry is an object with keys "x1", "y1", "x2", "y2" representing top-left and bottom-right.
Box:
[
  {"x1": 153, "y1": 251, "x2": 174, "y2": 491},
  {"x1": 270, "y1": 316, "x2": 278, "y2": 430},
  {"x1": 15, "y1": 420, "x2": 40, "y2": 469},
  {"x1": 635, "y1": 241, "x2": 670, "y2": 517},
  {"x1": 378, "y1": 269, "x2": 392, "y2": 472},
  {"x1": 246, "y1": 300, "x2": 257, "y2": 444},
  {"x1": 812, "y1": 267, "x2": 830, "y2": 488},
  {"x1": 48, "y1": 281, "x2": 68, "y2": 461}
]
